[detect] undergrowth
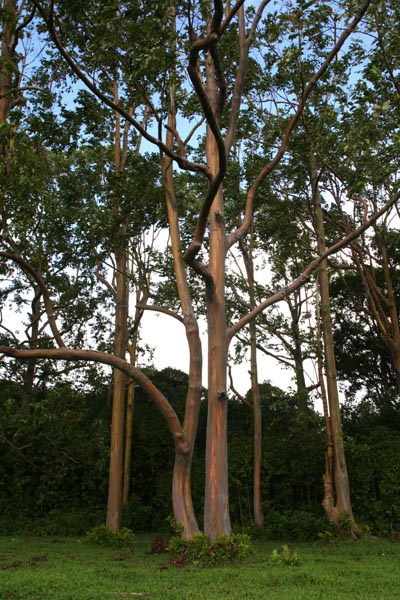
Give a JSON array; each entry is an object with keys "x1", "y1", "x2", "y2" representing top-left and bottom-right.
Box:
[
  {"x1": 168, "y1": 532, "x2": 252, "y2": 566},
  {"x1": 85, "y1": 525, "x2": 135, "y2": 552}
]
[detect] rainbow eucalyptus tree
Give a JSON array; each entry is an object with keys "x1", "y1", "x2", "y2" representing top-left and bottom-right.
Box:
[{"x1": 1, "y1": 0, "x2": 387, "y2": 542}]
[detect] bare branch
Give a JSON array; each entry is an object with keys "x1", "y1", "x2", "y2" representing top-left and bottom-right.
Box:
[
  {"x1": 136, "y1": 303, "x2": 184, "y2": 325},
  {"x1": 228, "y1": 363, "x2": 253, "y2": 408},
  {"x1": 227, "y1": 188, "x2": 400, "y2": 341}
]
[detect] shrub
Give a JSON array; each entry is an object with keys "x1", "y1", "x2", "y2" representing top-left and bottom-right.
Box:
[
  {"x1": 338, "y1": 511, "x2": 356, "y2": 536},
  {"x1": 168, "y1": 532, "x2": 251, "y2": 566},
  {"x1": 270, "y1": 544, "x2": 301, "y2": 566},
  {"x1": 85, "y1": 525, "x2": 135, "y2": 552}
]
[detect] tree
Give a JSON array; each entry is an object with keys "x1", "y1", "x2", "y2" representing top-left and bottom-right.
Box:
[
  {"x1": 3, "y1": 0, "x2": 393, "y2": 542},
  {"x1": 311, "y1": 156, "x2": 356, "y2": 536}
]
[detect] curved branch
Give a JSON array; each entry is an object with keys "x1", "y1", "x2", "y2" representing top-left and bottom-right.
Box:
[
  {"x1": 0, "y1": 345, "x2": 189, "y2": 454},
  {"x1": 221, "y1": 0, "x2": 246, "y2": 35},
  {"x1": 228, "y1": 363, "x2": 253, "y2": 409},
  {"x1": 136, "y1": 303, "x2": 184, "y2": 324},
  {"x1": 31, "y1": 0, "x2": 209, "y2": 177}
]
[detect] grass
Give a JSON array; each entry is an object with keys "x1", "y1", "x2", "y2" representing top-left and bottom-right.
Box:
[{"x1": 0, "y1": 534, "x2": 399, "y2": 599}]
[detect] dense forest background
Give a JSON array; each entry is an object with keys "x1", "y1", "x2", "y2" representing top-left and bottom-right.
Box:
[{"x1": 1, "y1": 366, "x2": 399, "y2": 538}]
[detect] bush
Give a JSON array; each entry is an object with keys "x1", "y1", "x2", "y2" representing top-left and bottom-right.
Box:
[
  {"x1": 168, "y1": 532, "x2": 252, "y2": 566},
  {"x1": 85, "y1": 525, "x2": 135, "y2": 552},
  {"x1": 270, "y1": 544, "x2": 301, "y2": 566}
]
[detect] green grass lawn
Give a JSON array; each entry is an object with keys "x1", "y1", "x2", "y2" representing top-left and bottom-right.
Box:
[{"x1": 0, "y1": 534, "x2": 399, "y2": 599}]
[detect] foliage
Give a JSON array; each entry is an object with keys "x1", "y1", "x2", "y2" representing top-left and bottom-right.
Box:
[
  {"x1": 338, "y1": 511, "x2": 356, "y2": 537},
  {"x1": 85, "y1": 525, "x2": 135, "y2": 552},
  {"x1": 168, "y1": 532, "x2": 252, "y2": 566},
  {"x1": 270, "y1": 544, "x2": 301, "y2": 567},
  {"x1": 1, "y1": 372, "x2": 400, "y2": 537},
  {"x1": 262, "y1": 511, "x2": 329, "y2": 542}
]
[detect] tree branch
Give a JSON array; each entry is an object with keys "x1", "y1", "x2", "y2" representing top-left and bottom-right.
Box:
[
  {"x1": 136, "y1": 303, "x2": 184, "y2": 325},
  {"x1": 0, "y1": 251, "x2": 65, "y2": 348},
  {"x1": 0, "y1": 345, "x2": 189, "y2": 455},
  {"x1": 227, "y1": 0, "x2": 374, "y2": 249},
  {"x1": 227, "y1": 188, "x2": 400, "y2": 342},
  {"x1": 31, "y1": 0, "x2": 209, "y2": 177}
]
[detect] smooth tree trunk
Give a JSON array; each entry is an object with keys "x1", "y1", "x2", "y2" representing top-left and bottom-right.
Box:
[
  {"x1": 0, "y1": 0, "x2": 17, "y2": 224},
  {"x1": 311, "y1": 157, "x2": 356, "y2": 537},
  {"x1": 122, "y1": 337, "x2": 137, "y2": 508},
  {"x1": 204, "y1": 90, "x2": 231, "y2": 540},
  {"x1": 165, "y1": 159, "x2": 202, "y2": 537},
  {"x1": 163, "y1": 63, "x2": 201, "y2": 537},
  {"x1": 106, "y1": 242, "x2": 129, "y2": 532},
  {"x1": 106, "y1": 94, "x2": 130, "y2": 532},
  {"x1": 239, "y1": 236, "x2": 264, "y2": 528},
  {"x1": 204, "y1": 207, "x2": 230, "y2": 540},
  {"x1": 315, "y1": 283, "x2": 335, "y2": 523},
  {"x1": 249, "y1": 318, "x2": 264, "y2": 528}
]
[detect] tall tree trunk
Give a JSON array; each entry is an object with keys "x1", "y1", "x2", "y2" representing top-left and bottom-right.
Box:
[
  {"x1": 106, "y1": 242, "x2": 129, "y2": 532},
  {"x1": 0, "y1": 0, "x2": 17, "y2": 225},
  {"x1": 311, "y1": 157, "x2": 356, "y2": 537},
  {"x1": 165, "y1": 153, "x2": 202, "y2": 536},
  {"x1": 315, "y1": 282, "x2": 335, "y2": 521},
  {"x1": 239, "y1": 235, "x2": 264, "y2": 528},
  {"x1": 122, "y1": 336, "x2": 137, "y2": 508},
  {"x1": 204, "y1": 200, "x2": 230, "y2": 540},
  {"x1": 106, "y1": 93, "x2": 130, "y2": 532},
  {"x1": 163, "y1": 47, "x2": 201, "y2": 536},
  {"x1": 249, "y1": 317, "x2": 264, "y2": 528},
  {"x1": 204, "y1": 58, "x2": 230, "y2": 539}
]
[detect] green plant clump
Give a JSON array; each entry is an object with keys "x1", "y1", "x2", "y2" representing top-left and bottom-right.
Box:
[
  {"x1": 168, "y1": 532, "x2": 251, "y2": 566},
  {"x1": 338, "y1": 510, "x2": 356, "y2": 535},
  {"x1": 85, "y1": 525, "x2": 135, "y2": 551},
  {"x1": 270, "y1": 544, "x2": 301, "y2": 566}
]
